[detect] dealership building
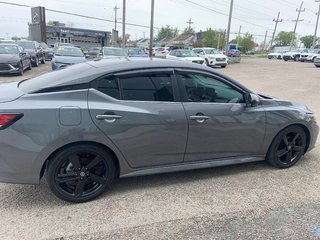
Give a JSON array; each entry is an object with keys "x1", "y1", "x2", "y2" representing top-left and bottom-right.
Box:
[
  {"x1": 28, "y1": 7, "x2": 110, "y2": 48},
  {"x1": 45, "y1": 24, "x2": 110, "y2": 48}
]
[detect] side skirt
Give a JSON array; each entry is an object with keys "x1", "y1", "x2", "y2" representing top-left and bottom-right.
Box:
[{"x1": 120, "y1": 156, "x2": 265, "y2": 178}]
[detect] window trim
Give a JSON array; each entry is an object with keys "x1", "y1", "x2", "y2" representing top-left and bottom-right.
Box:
[
  {"x1": 92, "y1": 68, "x2": 180, "y2": 103},
  {"x1": 174, "y1": 69, "x2": 248, "y2": 104}
]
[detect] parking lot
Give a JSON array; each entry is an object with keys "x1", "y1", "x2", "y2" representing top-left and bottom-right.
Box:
[{"x1": 0, "y1": 58, "x2": 320, "y2": 240}]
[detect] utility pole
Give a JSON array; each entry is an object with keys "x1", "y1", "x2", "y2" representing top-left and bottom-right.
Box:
[
  {"x1": 263, "y1": 30, "x2": 268, "y2": 50},
  {"x1": 290, "y1": 1, "x2": 305, "y2": 51},
  {"x1": 186, "y1": 18, "x2": 194, "y2": 32},
  {"x1": 122, "y1": 0, "x2": 126, "y2": 48},
  {"x1": 149, "y1": 0, "x2": 155, "y2": 58},
  {"x1": 236, "y1": 25, "x2": 241, "y2": 47},
  {"x1": 217, "y1": 32, "x2": 221, "y2": 49},
  {"x1": 114, "y1": 5, "x2": 120, "y2": 31},
  {"x1": 270, "y1": 12, "x2": 282, "y2": 50},
  {"x1": 313, "y1": 0, "x2": 320, "y2": 47},
  {"x1": 226, "y1": 0, "x2": 234, "y2": 56}
]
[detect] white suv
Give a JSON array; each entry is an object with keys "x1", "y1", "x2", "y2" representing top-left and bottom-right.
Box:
[{"x1": 193, "y1": 48, "x2": 228, "y2": 68}]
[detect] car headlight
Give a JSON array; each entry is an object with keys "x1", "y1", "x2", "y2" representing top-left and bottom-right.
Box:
[{"x1": 305, "y1": 113, "x2": 317, "y2": 122}]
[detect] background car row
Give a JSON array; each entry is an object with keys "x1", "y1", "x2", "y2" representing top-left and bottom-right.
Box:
[{"x1": 268, "y1": 47, "x2": 320, "y2": 68}]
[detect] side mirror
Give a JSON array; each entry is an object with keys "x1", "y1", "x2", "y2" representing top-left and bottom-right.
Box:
[{"x1": 246, "y1": 93, "x2": 260, "y2": 107}]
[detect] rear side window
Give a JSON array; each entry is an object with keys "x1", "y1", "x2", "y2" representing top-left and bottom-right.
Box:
[
  {"x1": 96, "y1": 76, "x2": 120, "y2": 99},
  {"x1": 120, "y1": 73, "x2": 174, "y2": 102}
]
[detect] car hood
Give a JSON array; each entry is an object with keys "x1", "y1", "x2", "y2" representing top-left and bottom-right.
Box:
[
  {"x1": 0, "y1": 54, "x2": 19, "y2": 63},
  {"x1": 53, "y1": 55, "x2": 86, "y2": 64},
  {"x1": 0, "y1": 81, "x2": 25, "y2": 103},
  {"x1": 181, "y1": 57, "x2": 204, "y2": 61},
  {"x1": 24, "y1": 49, "x2": 36, "y2": 55},
  {"x1": 259, "y1": 93, "x2": 313, "y2": 113},
  {"x1": 206, "y1": 54, "x2": 227, "y2": 58},
  {"x1": 283, "y1": 51, "x2": 300, "y2": 55}
]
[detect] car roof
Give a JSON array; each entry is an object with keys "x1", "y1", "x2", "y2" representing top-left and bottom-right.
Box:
[{"x1": 19, "y1": 58, "x2": 251, "y2": 94}]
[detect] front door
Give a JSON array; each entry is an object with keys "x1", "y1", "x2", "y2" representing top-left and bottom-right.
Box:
[
  {"x1": 176, "y1": 70, "x2": 266, "y2": 162},
  {"x1": 88, "y1": 70, "x2": 188, "y2": 168}
]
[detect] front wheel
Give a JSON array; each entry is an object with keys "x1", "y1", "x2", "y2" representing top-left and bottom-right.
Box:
[
  {"x1": 294, "y1": 55, "x2": 299, "y2": 62},
  {"x1": 47, "y1": 144, "x2": 115, "y2": 202},
  {"x1": 266, "y1": 126, "x2": 307, "y2": 168}
]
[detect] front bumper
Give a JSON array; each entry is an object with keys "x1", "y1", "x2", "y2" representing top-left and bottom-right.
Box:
[
  {"x1": 207, "y1": 58, "x2": 228, "y2": 67},
  {"x1": 0, "y1": 63, "x2": 20, "y2": 74}
]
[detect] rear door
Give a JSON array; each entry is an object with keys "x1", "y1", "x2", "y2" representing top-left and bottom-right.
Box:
[{"x1": 88, "y1": 69, "x2": 188, "y2": 168}]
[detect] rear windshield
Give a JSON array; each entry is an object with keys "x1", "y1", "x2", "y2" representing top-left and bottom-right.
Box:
[{"x1": 18, "y1": 63, "x2": 94, "y2": 93}]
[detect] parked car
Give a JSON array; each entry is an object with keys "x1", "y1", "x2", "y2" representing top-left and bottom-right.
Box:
[
  {"x1": 153, "y1": 47, "x2": 169, "y2": 57},
  {"x1": 51, "y1": 46, "x2": 86, "y2": 70},
  {"x1": 0, "y1": 58, "x2": 317, "y2": 202},
  {"x1": 86, "y1": 47, "x2": 101, "y2": 59},
  {"x1": 268, "y1": 50, "x2": 286, "y2": 59},
  {"x1": 282, "y1": 48, "x2": 305, "y2": 61},
  {"x1": 314, "y1": 56, "x2": 320, "y2": 67},
  {"x1": 193, "y1": 47, "x2": 228, "y2": 68},
  {"x1": 0, "y1": 43, "x2": 32, "y2": 75},
  {"x1": 127, "y1": 48, "x2": 148, "y2": 57},
  {"x1": 40, "y1": 42, "x2": 54, "y2": 61},
  {"x1": 299, "y1": 49, "x2": 320, "y2": 62},
  {"x1": 166, "y1": 49, "x2": 205, "y2": 65},
  {"x1": 0, "y1": 39, "x2": 15, "y2": 44},
  {"x1": 53, "y1": 42, "x2": 74, "y2": 51},
  {"x1": 16, "y1": 40, "x2": 45, "y2": 67},
  {"x1": 102, "y1": 47, "x2": 128, "y2": 58}
]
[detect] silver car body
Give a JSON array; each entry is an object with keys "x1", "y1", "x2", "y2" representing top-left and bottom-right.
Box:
[{"x1": 0, "y1": 59, "x2": 318, "y2": 184}]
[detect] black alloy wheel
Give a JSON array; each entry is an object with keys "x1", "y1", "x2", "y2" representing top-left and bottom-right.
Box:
[
  {"x1": 27, "y1": 60, "x2": 32, "y2": 70},
  {"x1": 47, "y1": 144, "x2": 115, "y2": 202},
  {"x1": 267, "y1": 126, "x2": 307, "y2": 168},
  {"x1": 40, "y1": 54, "x2": 45, "y2": 64},
  {"x1": 33, "y1": 56, "x2": 39, "y2": 67},
  {"x1": 18, "y1": 62, "x2": 23, "y2": 76}
]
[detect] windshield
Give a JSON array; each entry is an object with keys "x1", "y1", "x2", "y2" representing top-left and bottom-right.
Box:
[
  {"x1": 17, "y1": 41, "x2": 34, "y2": 49},
  {"x1": 0, "y1": 45, "x2": 19, "y2": 54},
  {"x1": 204, "y1": 49, "x2": 220, "y2": 54},
  {"x1": 103, "y1": 48, "x2": 128, "y2": 56},
  {"x1": 173, "y1": 50, "x2": 197, "y2": 57},
  {"x1": 55, "y1": 47, "x2": 84, "y2": 57}
]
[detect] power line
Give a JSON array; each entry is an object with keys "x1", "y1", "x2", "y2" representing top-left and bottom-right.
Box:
[
  {"x1": 184, "y1": 0, "x2": 273, "y2": 30},
  {"x1": 0, "y1": 1, "x2": 161, "y2": 30}
]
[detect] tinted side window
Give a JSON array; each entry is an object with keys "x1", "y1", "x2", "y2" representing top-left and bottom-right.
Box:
[
  {"x1": 96, "y1": 76, "x2": 120, "y2": 99},
  {"x1": 178, "y1": 73, "x2": 244, "y2": 103},
  {"x1": 120, "y1": 74, "x2": 174, "y2": 102}
]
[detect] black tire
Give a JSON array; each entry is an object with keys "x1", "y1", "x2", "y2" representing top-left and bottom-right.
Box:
[
  {"x1": 27, "y1": 60, "x2": 32, "y2": 70},
  {"x1": 266, "y1": 126, "x2": 307, "y2": 168},
  {"x1": 277, "y1": 55, "x2": 281, "y2": 59},
  {"x1": 312, "y1": 57, "x2": 317, "y2": 63},
  {"x1": 221, "y1": 65, "x2": 226, "y2": 68},
  {"x1": 294, "y1": 55, "x2": 299, "y2": 62},
  {"x1": 283, "y1": 58, "x2": 288, "y2": 61},
  {"x1": 205, "y1": 59, "x2": 209, "y2": 66},
  {"x1": 47, "y1": 144, "x2": 115, "y2": 202},
  {"x1": 18, "y1": 62, "x2": 23, "y2": 76},
  {"x1": 33, "y1": 56, "x2": 39, "y2": 67},
  {"x1": 40, "y1": 55, "x2": 45, "y2": 64}
]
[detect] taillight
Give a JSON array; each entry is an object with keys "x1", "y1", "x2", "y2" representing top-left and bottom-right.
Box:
[{"x1": 0, "y1": 114, "x2": 23, "y2": 130}]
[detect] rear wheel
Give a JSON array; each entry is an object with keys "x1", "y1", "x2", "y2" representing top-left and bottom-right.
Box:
[
  {"x1": 33, "y1": 56, "x2": 39, "y2": 67},
  {"x1": 18, "y1": 62, "x2": 23, "y2": 76},
  {"x1": 266, "y1": 126, "x2": 307, "y2": 168},
  {"x1": 41, "y1": 54, "x2": 45, "y2": 64},
  {"x1": 27, "y1": 60, "x2": 32, "y2": 70},
  {"x1": 47, "y1": 144, "x2": 115, "y2": 202}
]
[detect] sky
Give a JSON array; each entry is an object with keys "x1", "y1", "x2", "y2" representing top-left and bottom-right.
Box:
[{"x1": 0, "y1": 0, "x2": 319, "y2": 44}]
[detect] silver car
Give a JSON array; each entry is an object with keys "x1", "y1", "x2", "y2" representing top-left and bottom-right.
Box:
[{"x1": 0, "y1": 59, "x2": 318, "y2": 202}]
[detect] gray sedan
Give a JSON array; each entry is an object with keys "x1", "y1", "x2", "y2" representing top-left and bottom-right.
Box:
[{"x1": 0, "y1": 59, "x2": 318, "y2": 202}]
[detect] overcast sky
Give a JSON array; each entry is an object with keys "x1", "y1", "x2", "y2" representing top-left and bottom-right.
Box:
[{"x1": 0, "y1": 0, "x2": 318, "y2": 44}]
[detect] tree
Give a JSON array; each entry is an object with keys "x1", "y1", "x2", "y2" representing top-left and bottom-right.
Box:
[
  {"x1": 156, "y1": 26, "x2": 178, "y2": 40},
  {"x1": 202, "y1": 28, "x2": 224, "y2": 48},
  {"x1": 231, "y1": 33, "x2": 255, "y2": 53},
  {"x1": 300, "y1": 35, "x2": 315, "y2": 48},
  {"x1": 274, "y1": 31, "x2": 296, "y2": 46},
  {"x1": 182, "y1": 26, "x2": 195, "y2": 35}
]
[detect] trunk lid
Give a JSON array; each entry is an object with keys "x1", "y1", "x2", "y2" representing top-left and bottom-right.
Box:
[{"x1": 0, "y1": 81, "x2": 25, "y2": 103}]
